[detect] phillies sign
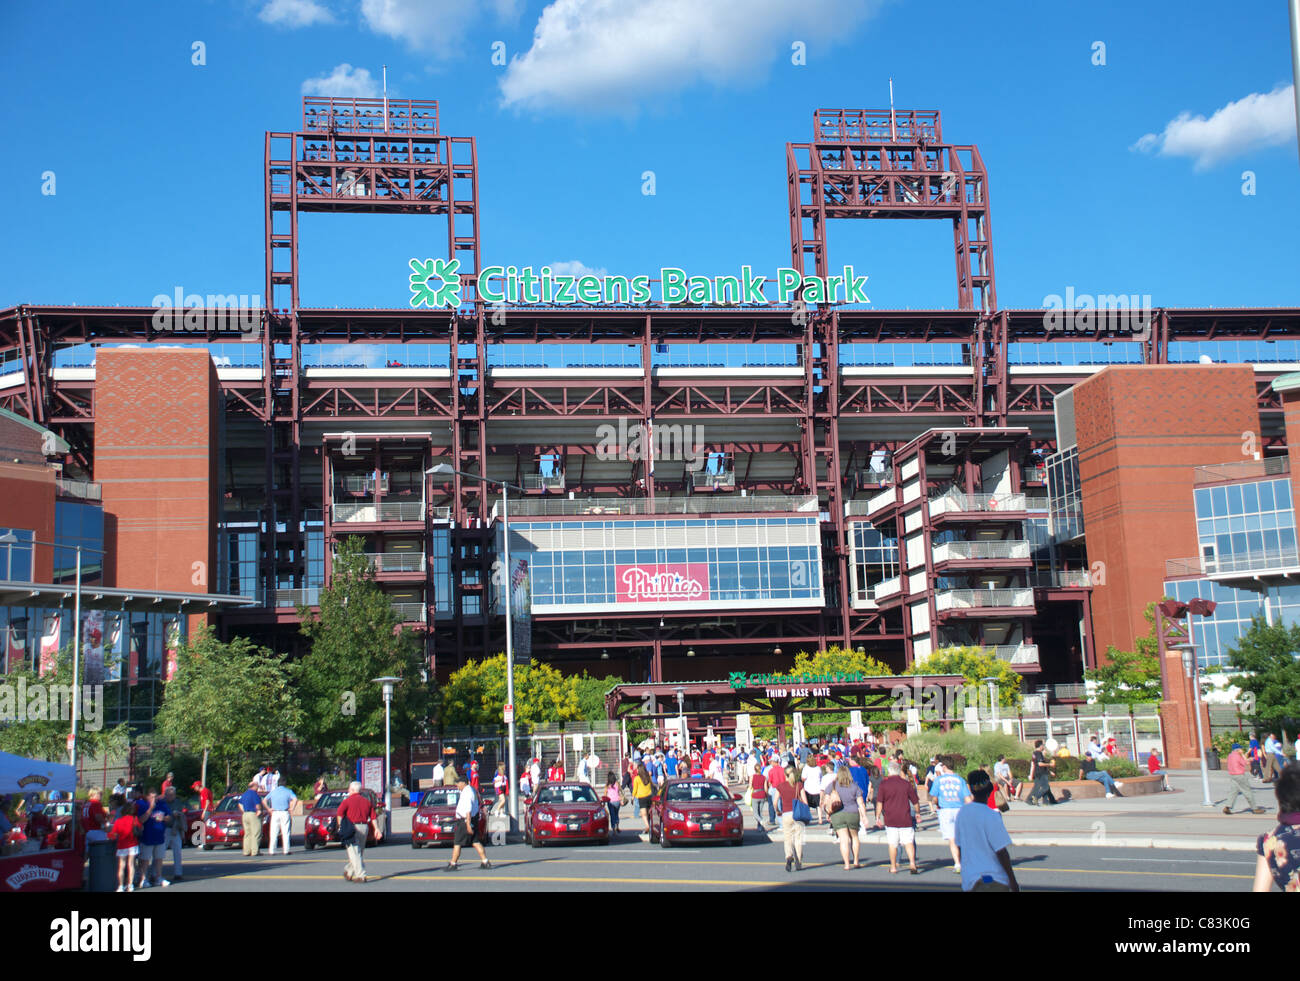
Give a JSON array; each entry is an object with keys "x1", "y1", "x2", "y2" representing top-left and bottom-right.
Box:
[{"x1": 616, "y1": 563, "x2": 710, "y2": 604}]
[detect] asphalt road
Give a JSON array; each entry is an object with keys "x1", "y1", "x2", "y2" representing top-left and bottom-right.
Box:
[{"x1": 154, "y1": 830, "x2": 1259, "y2": 892}]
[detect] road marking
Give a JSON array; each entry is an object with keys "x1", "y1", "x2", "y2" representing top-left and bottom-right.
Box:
[
  {"x1": 1099, "y1": 857, "x2": 1253, "y2": 866},
  {"x1": 233, "y1": 873, "x2": 860, "y2": 887}
]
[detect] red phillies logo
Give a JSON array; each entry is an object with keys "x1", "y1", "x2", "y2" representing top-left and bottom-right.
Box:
[{"x1": 616, "y1": 564, "x2": 709, "y2": 603}]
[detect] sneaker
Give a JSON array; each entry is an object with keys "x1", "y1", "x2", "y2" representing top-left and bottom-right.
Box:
[
  {"x1": 785, "y1": 857, "x2": 793, "y2": 872},
  {"x1": 157, "y1": 879, "x2": 171, "y2": 888},
  {"x1": 137, "y1": 880, "x2": 150, "y2": 889},
  {"x1": 1223, "y1": 806, "x2": 1232, "y2": 814},
  {"x1": 443, "y1": 863, "x2": 460, "y2": 871},
  {"x1": 115, "y1": 885, "x2": 124, "y2": 893},
  {"x1": 126, "y1": 884, "x2": 134, "y2": 893},
  {"x1": 952, "y1": 865, "x2": 962, "y2": 874},
  {"x1": 794, "y1": 858, "x2": 802, "y2": 872},
  {"x1": 1105, "y1": 792, "x2": 1115, "y2": 799},
  {"x1": 1114, "y1": 782, "x2": 1125, "y2": 789},
  {"x1": 479, "y1": 861, "x2": 493, "y2": 870},
  {"x1": 1252, "y1": 807, "x2": 1268, "y2": 814}
]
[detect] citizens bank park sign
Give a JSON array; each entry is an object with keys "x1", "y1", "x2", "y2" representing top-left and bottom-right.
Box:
[{"x1": 728, "y1": 670, "x2": 880, "y2": 691}]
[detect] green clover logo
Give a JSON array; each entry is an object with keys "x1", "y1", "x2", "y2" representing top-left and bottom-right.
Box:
[
  {"x1": 409, "y1": 257, "x2": 462, "y2": 308},
  {"x1": 728, "y1": 671, "x2": 749, "y2": 689}
]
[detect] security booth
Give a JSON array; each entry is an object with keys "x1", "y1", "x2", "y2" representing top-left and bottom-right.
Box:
[
  {"x1": 0, "y1": 750, "x2": 82, "y2": 893},
  {"x1": 606, "y1": 671, "x2": 970, "y2": 748}
]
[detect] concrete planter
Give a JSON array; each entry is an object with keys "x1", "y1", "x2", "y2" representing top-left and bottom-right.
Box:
[{"x1": 1018, "y1": 773, "x2": 1165, "y2": 801}]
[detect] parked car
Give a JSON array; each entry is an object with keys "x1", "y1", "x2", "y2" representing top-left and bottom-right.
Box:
[
  {"x1": 411, "y1": 785, "x2": 489, "y2": 848},
  {"x1": 648, "y1": 778, "x2": 744, "y2": 847},
  {"x1": 303, "y1": 789, "x2": 386, "y2": 849},
  {"x1": 523, "y1": 781, "x2": 610, "y2": 847},
  {"x1": 201, "y1": 793, "x2": 271, "y2": 850}
]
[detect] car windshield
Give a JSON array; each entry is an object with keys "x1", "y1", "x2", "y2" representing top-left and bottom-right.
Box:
[
  {"x1": 421, "y1": 788, "x2": 460, "y2": 807},
  {"x1": 665, "y1": 781, "x2": 730, "y2": 802},
  {"x1": 214, "y1": 796, "x2": 241, "y2": 813},
  {"x1": 536, "y1": 785, "x2": 599, "y2": 804},
  {"x1": 316, "y1": 791, "x2": 347, "y2": 809}
]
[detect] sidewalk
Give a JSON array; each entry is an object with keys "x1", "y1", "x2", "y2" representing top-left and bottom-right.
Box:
[{"x1": 726, "y1": 769, "x2": 1285, "y2": 851}]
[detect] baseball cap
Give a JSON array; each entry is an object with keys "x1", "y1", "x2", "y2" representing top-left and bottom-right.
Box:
[{"x1": 1232, "y1": 742, "x2": 1242, "y2": 750}]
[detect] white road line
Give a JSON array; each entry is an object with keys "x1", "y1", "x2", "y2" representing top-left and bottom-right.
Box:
[{"x1": 1099, "y1": 857, "x2": 1253, "y2": 866}]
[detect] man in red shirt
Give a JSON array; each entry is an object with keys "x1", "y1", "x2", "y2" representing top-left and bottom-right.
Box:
[
  {"x1": 337, "y1": 782, "x2": 382, "y2": 882},
  {"x1": 874, "y1": 762, "x2": 920, "y2": 875},
  {"x1": 109, "y1": 802, "x2": 141, "y2": 892}
]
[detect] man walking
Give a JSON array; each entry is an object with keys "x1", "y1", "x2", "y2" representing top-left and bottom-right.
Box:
[
  {"x1": 930, "y1": 762, "x2": 973, "y2": 874},
  {"x1": 238, "y1": 780, "x2": 265, "y2": 856},
  {"x1": 1026, "y1": 739, "x2": 1056, "y2": 806},
  {"x1": 337, "y1": 781, "x2": 382, "y2": 882},
  {"x1": 954, "y1": 769, "x2": 1019, "y2": 892},
  {"x1": 162, "y1": 786, "x2": 186, "y2": 881},
  {"x1": 1223, "y1": 743, "x2": 1267, "y2": 814},
  {"x1": 445, "y1": 773, "x2": 491, "y2": 871},
  {"x1": 136, "y1": 788, "x2": 171, "y2": 888},
  {"x1": 266, "y1": 778, "x2": 297, "y2": 854},
  {"x1": 875, "y1": 762, "x2": 920, "y2": 875}
]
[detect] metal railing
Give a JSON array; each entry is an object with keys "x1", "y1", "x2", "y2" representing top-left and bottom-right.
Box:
[
  {"x1": 54, "y1": 477, "x2": 101, "y2": 501},
  {"x1": 493, "y1": 495, "x2": 819, "y2": 519},
  {"x1": 337, "y1": 474, "x2": 388, "y2": 494},
  {"x1": 934, "y1": 588, "x2": 1034, "y2": 611},
  {"x1": 357, "y1": 552, "x2": 425, "y2": 573},
  {"x1": 1054, "y1": 683, "x2": 1087, "y2": 700},
  {"x1": 1022, "y1": 465, "x2": 1047, "y2": 482},
  {"x1": 932, "y1": 540, "x2": 1030, "y2": 562},
  {"x1": 872, "y1": 577, "x2": 902, "y2": 601},
  {"x1": 1173, "y1": 547, "x2": 1300, "y2": 577},
  {"x1": 863, "y1": 487, "x2": 898, "y2": 515},
  {"x1": 1192, "y1": 457, "x2": 1289, "y2": 484},
  {"x1": 391, "y1": 602, "x2": 427, "y2": 623},
  {"x1": 269, "y1": 587, "x2": 321, "y2": 608},
  {"x1": 691, "y1": 470, "x2": 736, "y2": 489},
  {"x1": 987, "y1": 644, "x2": 1040, "y2": 666},
  {"x1": 1029, "y1": 569, "x2": 1093, "y2": 588},
  {"x1": 522, "y1": 473, "x2": 566, "y2": 492},
  {"x1": 929, "y1": 493, "x2": 1027, "y2": 516},
  {"x1": 331, "y1": 502, "x2": 425, "y2": 523}
]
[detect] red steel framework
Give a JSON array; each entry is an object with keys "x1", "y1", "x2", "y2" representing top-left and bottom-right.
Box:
[{"x1": 2, "y1": 103, "x2": 1300, "y2": 684}]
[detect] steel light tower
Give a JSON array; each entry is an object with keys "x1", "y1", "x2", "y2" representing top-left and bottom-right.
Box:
[{"x1": 373, "y1": 675, "x2": 401, "y2": 828}]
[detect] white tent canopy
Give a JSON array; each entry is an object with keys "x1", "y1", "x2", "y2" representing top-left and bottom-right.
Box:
[{"x1": 0, "y1": 750, "x2": 75, "y2": 796}]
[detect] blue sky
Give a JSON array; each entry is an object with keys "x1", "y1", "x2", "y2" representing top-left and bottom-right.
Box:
[{"x1": 1, "y1": 0, "x2": 1297, "y2": 312}]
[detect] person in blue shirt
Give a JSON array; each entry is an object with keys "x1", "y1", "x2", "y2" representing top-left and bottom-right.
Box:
[
  {"x1": 664, "y1": 750, "x2": 678, "y2": 779},
  {"x1": 135, "y1": 789, "x2": 171, "y2": 888},
  {"x1": 266, "y1": 781, "x2": 298, "y2": 855},
  {"x1": 930, "y1": 763, "x2": 972, "y2": 874},
  {"x1": 238, "y1": 781, "x2": 265, "y2": 857},
  {"x1": 953, "y1": 769, "x2": 1018, "y2": 892},
  {"x1": 848, "y1": 756, "x2": 872, "y2": 833}
]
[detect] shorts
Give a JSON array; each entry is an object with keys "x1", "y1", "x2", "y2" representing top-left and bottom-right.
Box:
[
  {"x1": 806, "y1": 793, "x2": 820, "y2": 809},
  {"x1": 116, "y1": 845, "x2": 139, "y2": 858},
  {"x1": 938, "y1": 808, "x2": 959, "y2": 840},
  {"x1": 453, "y1": 819, "x2": 480, "y2": 847},
  {"x1": 830, "y1": 809, "x2": 857, "y2": 832},
  {"x1": 884, "y1": 826, "x2": 914, "y2": 847}
]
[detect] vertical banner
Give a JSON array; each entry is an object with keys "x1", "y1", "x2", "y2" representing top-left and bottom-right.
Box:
[
  {"x1": 5, "y1": 621, "x2": 26, "y2": 675},
  {"x1": 104, "y1": 614, "x2": 123, "y2": 683},
  {"x1": 82, "y1": 609, "x2": 105, "y2": 685},
  {"x1": 511, "y1": 558, "x2": 531, "y2": 662},
  {"x1": 39, "y1": 611, "x2": 61, "y2": 677},
  {"x1": 163, "y1": 616, "x2": 181, "y2": 682},
  {"x1": 128, "y1": 621, "x2": 140, "y2": 687}
]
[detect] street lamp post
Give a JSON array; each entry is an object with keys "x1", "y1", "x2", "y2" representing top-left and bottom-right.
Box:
[
  {"x1": 981, "y1": 676, "x2": 999, "y2": 729},
  {"x1": 0, "y1": 533, "x2": 104, "y2": 787},
  {"x1": 675, "y1": 686, "x2": 686, "y2": 753},
  {"x1": 427, "y1": 463, "x2": 525, "y2": 832},
  {"x1": 374, "y1": 676, "x2": 400, "y2": 833}
]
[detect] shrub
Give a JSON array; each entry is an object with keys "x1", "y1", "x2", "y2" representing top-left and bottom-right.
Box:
[
  {"x1": 1006, "y1": 758, "x2": 1031, "y2": 779},
  {"x1": 1097, "y1": 758, "x2": 1140, "y2": 778},
  {"x1": 935, "y1": 753, "x2": 968, "y2": 773},
  {"x1": 897, "y1": 730, "x2": 1034, "y2": 775},
  {"x1": 1049, "y1": 756, "x2": 1081, "y2": 781}
]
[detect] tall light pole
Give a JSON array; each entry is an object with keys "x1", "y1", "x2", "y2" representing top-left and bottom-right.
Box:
[
  {"x1": 1290, "y1": 0, "x2": 1300, "y2": 165},
  {"x1": 981, "y1": 676, "x2": 999, "y2": 730},
  {"x1": 373, "y1": 676, "x2": 400, "y2": 833},
  {"x1": 427, "y1": 463, "x2": 526, "y2": 832},
  {"x1": 675, "y1": 686, "x2": 686, "y2": 753},
  {"x1": 1, "y1": 532, "x2": 104, "y2": 787}
]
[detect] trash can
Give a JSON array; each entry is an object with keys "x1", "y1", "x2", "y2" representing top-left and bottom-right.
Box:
[
  {"x1": 1205, "y1": 750, "x2": 1221, "y2": 770},
  {"x1": 87, "y1": 839, "x2": 117, "y2": 892}
]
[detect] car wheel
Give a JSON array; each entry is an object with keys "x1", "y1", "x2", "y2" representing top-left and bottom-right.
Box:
[
  {"x1": 730, "y1": 838, "x2": 743, "y2": 846},
  {"x1": 529, "y1": 832, "x2": 541, "y2": 848},
  {"x1": 660, "y1": 829, "x2": 671, "y2": 848},
  {"x1": 305, "y1": 840, "x2": 315, "y2": 850},
  {"x1": 202, "y1": 843, "x2": 213, "y2": 851},
  {"x1": 412, "y1": 841, "x2": 423, "y2": 849},
  {"x1": 599, "y1": 835, "x2": 611, "y2": 846}
]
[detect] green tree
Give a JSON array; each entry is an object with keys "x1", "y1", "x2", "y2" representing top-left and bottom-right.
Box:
[
  {"x1": 1086, "y1": 601, "x2": 1163, "y2": 705},
  {"x1": 903, "y1": 645, "x2": 1023, "y2": 710},
  {"x1": 0, "y1": 646, "x2": 128, "y2": 764},
  {"x1": 295, "y1": 536, "x2": 431, "y2": 765},
  {"x1": 154, "y1": 626, "x2": 301, "y2": 788},
  {"x1": 573, "y1": 673, "x2": 624, "y2": 723},
  {"x1": 1227, "y1": 615, "x2": 1300, "y2": 737},
  {"x1": 439, "y1": 654, "x2": 581, "y2": 728},
  {"x1": 750, "y1": 645, "x2": 896, "y2": 740}
]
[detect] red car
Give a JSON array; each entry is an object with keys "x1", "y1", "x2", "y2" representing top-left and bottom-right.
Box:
[
  {"x1": 648, "y1": 778, "x2": 745, "y2": 848},
  {"x1": 523, "y1": 781, "x2": 610, "y2": 847},
  {"x1": 411, "y1": 786, "x2": 490, "y2": 848},
  {"x1": 201, "y1": 793, "x2": 271, "y2": 850},
  {"x1": 39, "y1": 798, "x2": 205, "y2": 849},
  {"x1": 304, "y1": 789, "x2": 386, "y2": 849}
]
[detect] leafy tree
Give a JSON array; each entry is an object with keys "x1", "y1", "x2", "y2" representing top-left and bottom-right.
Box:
[
  {"x1": 903, "y1": 645, "x2": 1023, "y2": 710},
  {"x1": 573, "y1": 672, "x2": 624, "y2": 723},
  {"x1": 0, "y1": 645, "x2": 128, "y2": 763},
  {"x1": 791, "y1": 644, "x2": 894, "y2": 677},
  {"x1": 1227, "y1": 616, "x2": 1300, "y2": 737},
  {"x1": 1086, "y1": 601, "x2": 1163, "y2": 705},
  {"x1": 154, "y1": 626, "x2": 301, "y2": 789},
  {"x1": 439, "y1": 654, "x2": 581, "y2": 728},
  {"x1": 295, "y1": 536, "x2": 431, "y2": 765}
]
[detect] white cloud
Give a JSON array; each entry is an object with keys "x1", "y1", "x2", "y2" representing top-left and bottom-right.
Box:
[
  {"x1": 259, "y1": 0, "x2": 335, "y2": 27},
  {"x1": 360, "y1": 0, "x2": 483, "y2": 55},
  {"x1": 301, "y1": 63, "x2": 381, "y2": 98},
  {"x1": 547, "y1": 260, "x2": 608, "y2": 278},
  {"x1": 1132, "y1": 85, "x2": 1297, "y2": 170},
  {"x1": 499, "y1": 0, "x2": 880, "y2": 113}
]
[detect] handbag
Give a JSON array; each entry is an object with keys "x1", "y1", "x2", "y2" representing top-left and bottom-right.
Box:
[
  {"x1": 825, "y1": 786, "x2": 843, "y2": 814},
  {"x1": 791, "y1": 796, "x2": 812, "y2": 824},
  {"x1": 742, "y1": 786, "x2": 753, "y2": 806},
  {"x1": 994, "y1": 788, "x2": 1009, "y2": 812}
]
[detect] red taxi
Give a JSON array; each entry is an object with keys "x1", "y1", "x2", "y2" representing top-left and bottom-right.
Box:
[
  {"x1": 523, "y1": 781, "x2": 610, "y2": 847},
  {"x1": 200, "y1": 793, "x2": 271, "y2": 850},
  {"x1": 304, "y1": 789, "x2": 386, "y2": 849},
  {"x1": 648, "y1": 778, "x2": 745, "y2": 847},
  {"x1": 411, "y1": 786, "x2": 489, "y2": 848}
]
